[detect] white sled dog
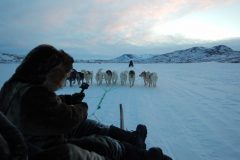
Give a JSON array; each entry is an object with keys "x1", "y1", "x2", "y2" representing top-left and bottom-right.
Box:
[
  {"x1": 120, "y1": 70, "x2": 128, "y2": 85},
  {"x1": 139, "y1": 71, "x2": 158, "y2": 87},
  {"x1": 139, "y1": 71, "x2": 150, "y2": 86},
  {"x1": 128, "y1": 70, "x2": 135, "y2": 87},
  {"x1": 95, "y1": 69, "x2": 104, "y2": 85},
  {"x1": 81, "y1": 70, "x2": 93, "y2": 85},
  {"x1": 149, "y1": 72, "x2": 158, "y2": 87},
  {"x1": 111, "y1": 71, "x2": 118, "y2": 85}
]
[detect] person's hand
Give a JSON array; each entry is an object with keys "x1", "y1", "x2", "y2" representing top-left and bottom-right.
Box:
[
  {"x1": 75, "y1": 102, "x2": 88, "y2": 120},
  {"x1": 71, "y1": 92, "x2": 85, "y2": 104}
]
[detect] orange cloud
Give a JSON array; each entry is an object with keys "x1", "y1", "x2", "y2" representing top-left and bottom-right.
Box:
[
  {"x1": 101, "y1": 0, "x2": 235, "y2": 45},
  {"x1": 6, "y1": 0, "x2": 237, "y2": 48}
]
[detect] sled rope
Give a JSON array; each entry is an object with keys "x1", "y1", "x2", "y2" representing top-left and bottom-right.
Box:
[
  {"x1": 96, "y1": 88, "x2": 109, "y2": 109},
  {"x1": 88, "y1": 86, "x2": 118, "y2": 120}
]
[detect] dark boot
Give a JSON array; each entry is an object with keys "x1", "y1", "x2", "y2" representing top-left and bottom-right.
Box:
[
  {"x1": 108, "y1": 124, "x2": 147, "y2": 149},
  {"x1": 133, "y1": 124, "x2": 147, "y2": 149},
  {"x1": 147, "y1": 147, "x2": 172, "y2": 160},
  {"x1": 121, "y1": 142, "x2": 146, "y2": 160},
  {"x1": 122, "y1": 142, "x2": 172, "y2": 160}
]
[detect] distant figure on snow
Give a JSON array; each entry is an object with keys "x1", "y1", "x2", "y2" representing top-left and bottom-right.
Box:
[{"x1": 129, "y1": 60, "x2": 134, "y2": 67}]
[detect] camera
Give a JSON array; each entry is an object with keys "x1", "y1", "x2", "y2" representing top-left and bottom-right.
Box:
[{"x1": 80, "y1": 82, "x2": 89, "y2": 90}]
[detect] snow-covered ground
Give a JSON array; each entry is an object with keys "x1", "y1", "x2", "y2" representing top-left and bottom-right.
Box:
[{"x1": 1, "y1": 62, "x2": 240, "y2": 160}]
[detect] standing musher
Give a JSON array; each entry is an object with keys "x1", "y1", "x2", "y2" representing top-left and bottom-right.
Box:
[{"x1": 129, "y1": 60, "x2": 134, "y2": 67}]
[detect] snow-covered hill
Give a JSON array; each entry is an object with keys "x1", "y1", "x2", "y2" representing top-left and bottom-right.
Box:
[
  {"x1": 146, "y1": 45, "x2": 240, "y2": 63},
  {"x1": 111, "y1": 45, "x2": 240, "y2": 63},
  {"x1": 1, "y1": 45, "x2": 240, "y2": 63},
  {"x1": 0, "y1": 53, "x2": 24, "y2": 63},
  {"x1": 111, "y1": 53, "x2": 154, "y2": 63}
]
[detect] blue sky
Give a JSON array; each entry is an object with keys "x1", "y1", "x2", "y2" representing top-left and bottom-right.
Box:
[{"x1": 0, "y1": 0, "x2": 240, "y2": 59}]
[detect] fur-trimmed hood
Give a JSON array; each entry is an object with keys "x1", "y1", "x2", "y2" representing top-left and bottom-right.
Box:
[{"x1": 10, "y1": 44, "x2": 74, "y2": 85}]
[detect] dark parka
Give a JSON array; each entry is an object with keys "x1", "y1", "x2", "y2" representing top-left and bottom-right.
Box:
[
  {"x1": 0, "y1": 112, "x2": 27, "y2": 160},
  {"x1": 0, "y1": 45, "x2": 86, "y2": 149}
]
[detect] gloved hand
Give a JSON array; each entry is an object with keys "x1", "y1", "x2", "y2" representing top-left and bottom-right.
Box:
[
  {"x1": 71, "y1": 92, "x2": 85, "y2": 104},
  {"x1": 75, "y1": 102, "x2": 88, "y2": 120}
]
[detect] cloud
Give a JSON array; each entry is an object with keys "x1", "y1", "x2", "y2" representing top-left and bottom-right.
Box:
[
  {"x1": 101, "y1": 0, "x2": 235, "y2": 45},
  {"x1": 0, "y1": 0, "x2": 239, "y2": 56}
]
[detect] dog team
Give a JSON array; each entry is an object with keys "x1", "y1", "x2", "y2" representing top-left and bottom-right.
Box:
[{"x1": 66, "y1": 68, "x2": 158, "y2": 87}]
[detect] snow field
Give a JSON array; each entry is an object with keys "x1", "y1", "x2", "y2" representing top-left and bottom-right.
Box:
[{"x1": 1, "y1": 62, "x2": 240, "y2": 160}]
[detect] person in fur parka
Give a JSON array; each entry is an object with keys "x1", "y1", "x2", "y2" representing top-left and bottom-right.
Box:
[{"x1": 0, "y1": 44, "x2": 172, "y2": 160}]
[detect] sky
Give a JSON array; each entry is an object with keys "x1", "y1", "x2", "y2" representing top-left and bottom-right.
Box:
[{"x1": 0, "y1": 0, "x2": 240, "y2": 59}]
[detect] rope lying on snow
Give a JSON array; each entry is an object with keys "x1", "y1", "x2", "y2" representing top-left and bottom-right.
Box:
[{"x1": 88, "y1": 86, "x2": 119, "y2": 121}]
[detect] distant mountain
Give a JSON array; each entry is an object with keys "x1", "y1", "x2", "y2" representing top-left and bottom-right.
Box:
[
  {"x1": 112, "y1": 54, "x2": 138, "y2": 62},
  {"x1": 110, "y1": 45, "x2": 240, "y2": 63},
  {"x1": 0, "y1": 53, "x2": 24, "y2": 63},
  {"x1": 145, "y1": 45, "x2": 240, "y2": 63},
  {"x1": 111, "y1": 54, "x2": 154, "y2": 62},
  {"x1": 1, "y1": 45, "x2": 240, "y2": 63}
]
